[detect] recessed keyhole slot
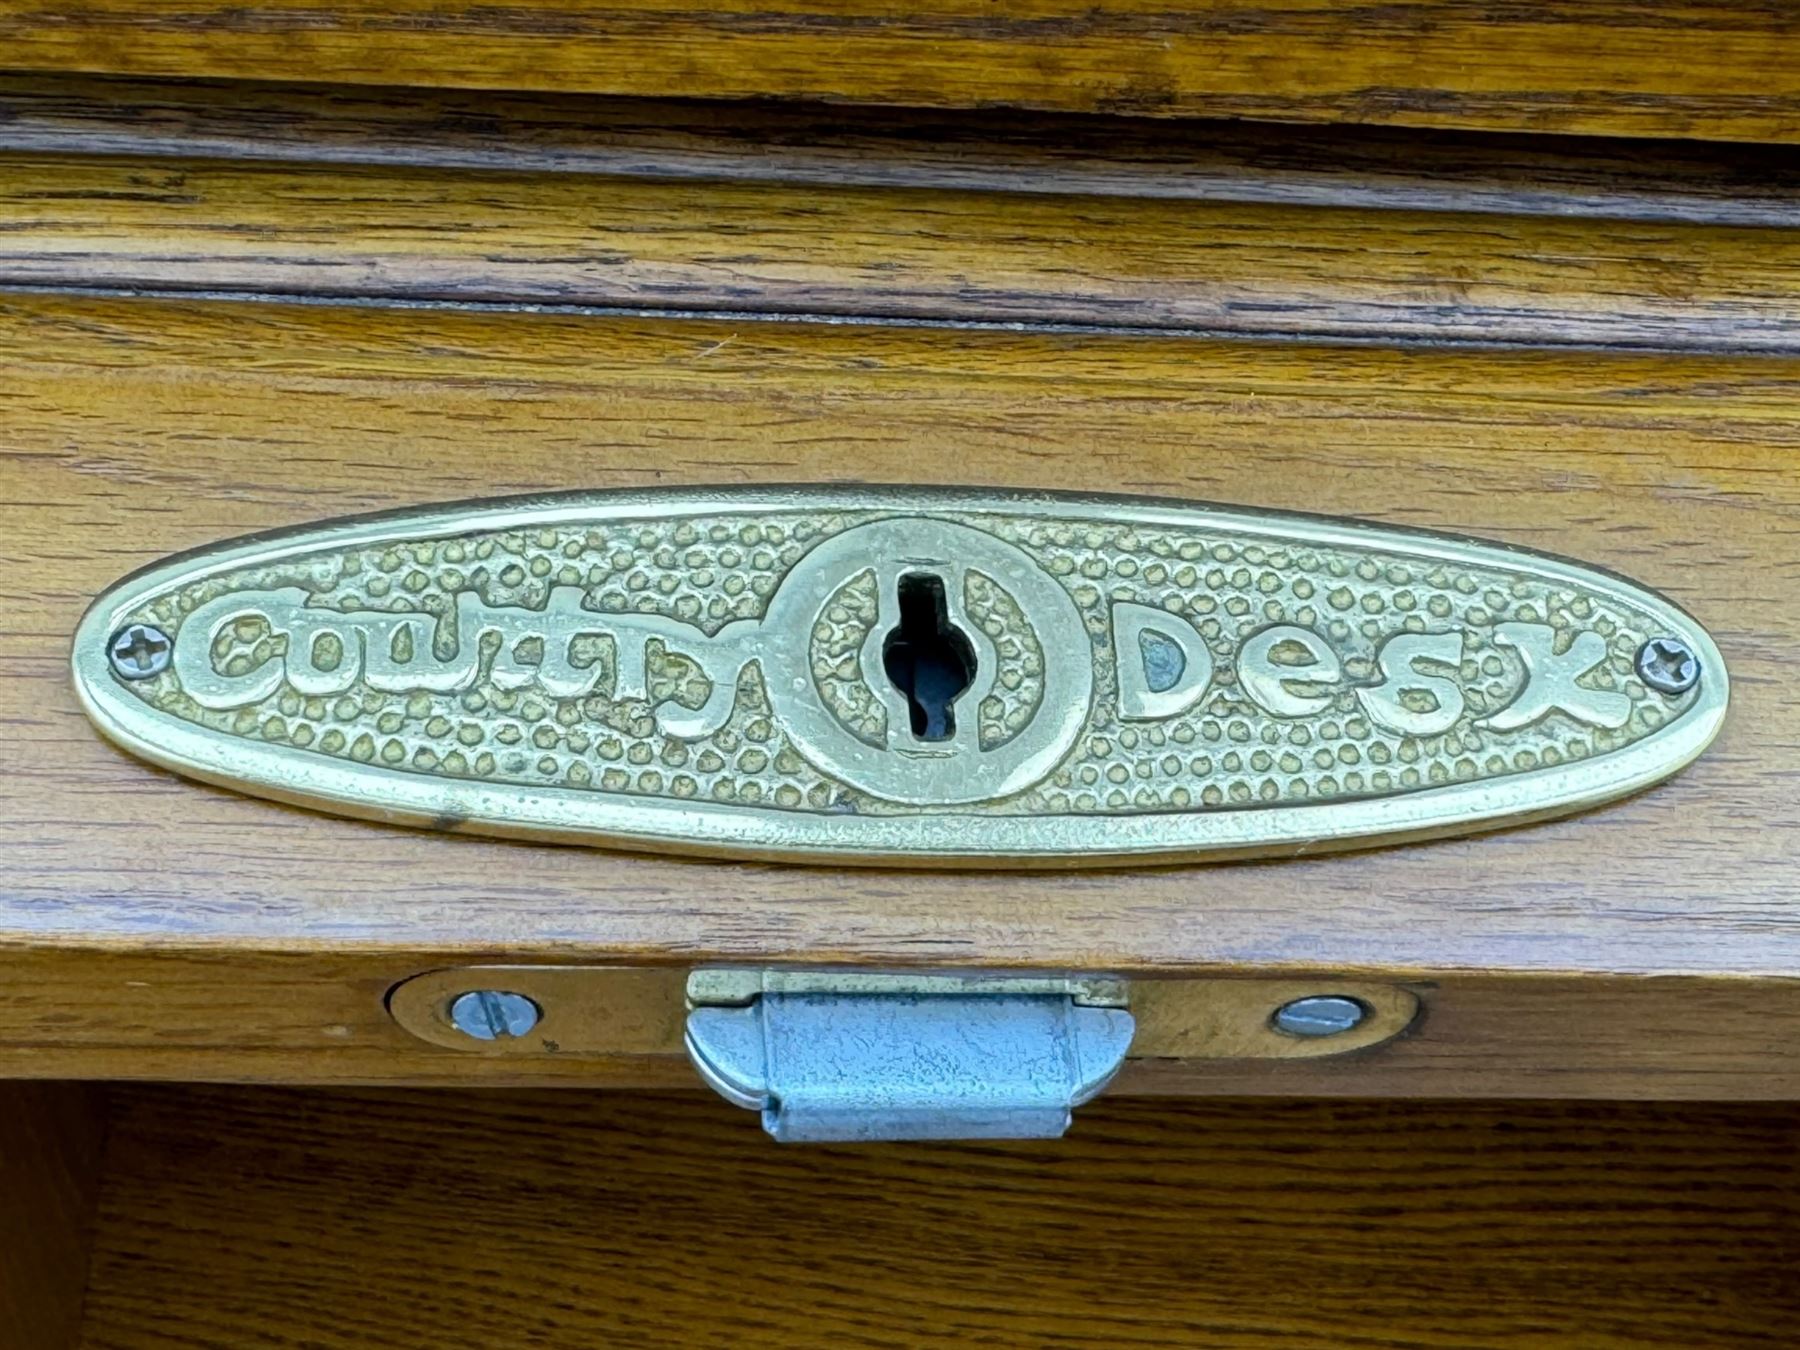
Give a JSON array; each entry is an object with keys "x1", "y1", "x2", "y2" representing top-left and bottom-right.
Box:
[{"x1": 881, "y1": 572, "x2": 976, "y2": 741}]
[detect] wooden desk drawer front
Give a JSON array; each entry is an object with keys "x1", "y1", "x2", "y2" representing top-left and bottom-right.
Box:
[
  {"x1": 4, "y1": 251, "x2": 1793, "y2": 1074},
  {"x1": 3, "y1": 27, "x2": 1799, "y2": 1348},
  {"x1": 0, "y1": 72, "x2": 1795, "y2": 1094}
]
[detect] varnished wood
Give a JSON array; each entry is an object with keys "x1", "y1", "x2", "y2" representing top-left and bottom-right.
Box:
[
  {"x1": 0, "y1": 1084, "x2": 104, "y2": 1350},
  {"x1": 1, "y1": 58, "x2": 1793, "y2": 1350},
  {"x1": 2, "y1": 291, "x2": 1795, "y2": 993},
  {"x1": 2, "y1": 2, "x2": 1800, "y2": 143},
  {"x1": 10, "y1": 148, "x2": 1800, "y2": 349},
  {"x1": 384, "y1": 968, "x2": 1421, "y2": 1061},
  {"x1": 0, "y1": 277, "x2": 1792, "y2": 1123},
  {"x1": 75, "y1": 1087, "x2": 1800, "y2": 1348},
  {"x1": 2, "y1": 950, "x2": 1799, "y2": 1098},
  {"x1": 9, "y1": 73, "x2": 1800, "y2": 228}
]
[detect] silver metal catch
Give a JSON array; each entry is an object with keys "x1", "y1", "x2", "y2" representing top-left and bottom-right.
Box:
[{"x1": 685, "y1": 970, "x2": 1135, "y2": 1144}]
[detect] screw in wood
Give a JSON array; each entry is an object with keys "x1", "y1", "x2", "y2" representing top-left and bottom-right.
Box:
[{"x1": 449, "y1": 990, "x2": 541, "y2": 1041}]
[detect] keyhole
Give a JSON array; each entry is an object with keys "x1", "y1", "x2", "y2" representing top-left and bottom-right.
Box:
[{"x1": 881, "y1": 573, "x2": 976, "y2": 741}]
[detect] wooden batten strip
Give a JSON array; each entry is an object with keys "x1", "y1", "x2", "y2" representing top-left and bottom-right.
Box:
[
  {"x1": 3, "y1": 147, "x2": 1800, "y2": 350},
  {"x1": 0, "y1": 0, "x2": 1798, "y2": 143},
  {"x1": 4, "y1": 75, "x2": 1800, "y2": 227}
]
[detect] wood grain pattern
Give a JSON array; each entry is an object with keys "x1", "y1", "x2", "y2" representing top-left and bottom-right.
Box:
[
  {"x1": 10, "y1": 73, "x2": 1800, "y2": 227},
  {"x1": 76, "y1": 1087, "x2": 1800, "y2": 1348},
  {"x1": 2, "y1": 1, "x2": 1800, "y2": 143},
  {"x1": 10, "y1": 148, "x2": 1800, "y2": 350},
  {"x1": 0, "y1": 1084, "x2": 105, "y2": 1350},
  {"x1": 384, "y1": 969, "x2": 1419, "y2": 1063},
  {"x1": 2, "y1": 291, "x2": 1795, "y2": 990},
  {"x1": 3, "y1": 949, "x2": 1800, "y2": 1098}
]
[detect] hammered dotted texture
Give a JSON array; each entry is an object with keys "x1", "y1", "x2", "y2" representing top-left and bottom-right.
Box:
[{"x1": 123, "y1": 511, "x2": 1676, "y2": 817}]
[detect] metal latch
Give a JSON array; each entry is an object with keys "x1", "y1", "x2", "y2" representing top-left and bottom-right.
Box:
[{"x1": 685, "y1": 970, "x2": 1135, "y2": 1143}]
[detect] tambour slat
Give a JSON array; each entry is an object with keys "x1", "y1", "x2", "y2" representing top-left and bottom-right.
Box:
[
  {"x1": 5, "y1": 151, "x2": 1800, "y2": 349},
  {"x1": 6, "y1": 75, "x2": 1800, "y2": 227},
  {"x1": 0, "y1": 0, "x2": 1798, "y2": 142}
]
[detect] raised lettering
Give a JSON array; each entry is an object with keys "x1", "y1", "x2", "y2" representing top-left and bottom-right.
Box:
[
  {"x1": 1357, "y1": 632, "x2": 1465, "y2": 736},
  {"x1": 1112, "y1": 602, "x2": 1214, "y2": 721},
  {"x1": 1485, "y1": 623, "x2": 1631, "y2": 731},
  {"x1": 172, "y1": 588, "x2": 304, "y2": 710},
  {"x1": 283, "y1": 608, "x2": 364, "y2": 698},
  {"x1": 1238, "y1": 625, "x2": 1341, "y2": 717},
  {"x1": 363, "y1": 611, "x2": 480, "y2": 694},
  {"x1": 169, "y1": 582, "x2": 763, "y2": 736}
]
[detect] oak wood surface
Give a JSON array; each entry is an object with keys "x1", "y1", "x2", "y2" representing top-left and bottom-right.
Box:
[
  {"x1": 0, "y1": 1084, "x2": 105, "y2": 1350},
  {"x1": 2, "y1": 290, "x2": 1795, "y2": 990},
  {"x1": 3, "y1": 950, "x2": 1799, "y2": 1098},
  {"x1": 75, "y1": 1087, "x2": 1800, "y2": 1348},
  {"x1": 9, "y1": 147, "x2": 1800, "y2": 350},
  {"x1": 386, "y1": 969, "x2": 1421, "y2": 1062},
  {"x1": 11, "y1": 74, "x2": 1800, "y2": 228},
  {"x1": 2, "y1": 1, "x2": 1800, "y2": 144}
]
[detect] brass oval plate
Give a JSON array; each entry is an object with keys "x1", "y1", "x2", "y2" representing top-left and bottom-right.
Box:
[{"x1": 73, "y1": 488, "x2": 1726, "y2": 867}]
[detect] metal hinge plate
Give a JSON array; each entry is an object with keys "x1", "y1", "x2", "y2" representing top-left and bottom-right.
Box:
[{"x1": 685, "y1": 971, "x2": 1135, "y2": 1143}]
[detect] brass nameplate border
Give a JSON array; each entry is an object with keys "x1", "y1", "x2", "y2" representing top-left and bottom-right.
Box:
[{"x1": 73, "y1": 487, "x2": 1726, "y2": 866}]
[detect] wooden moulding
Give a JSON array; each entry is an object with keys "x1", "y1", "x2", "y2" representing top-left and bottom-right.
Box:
[
  {"x1": 7, "y1": 144, "x2": 1800, "y2": 350},
  {"x1": 0, "y1": 0, "x2": 1798, "y2": 143},
  {"x1": 386, "y1": 967, "x2": 1422, "y2": 1061},
  {"x1": 7, "y1": 74, "x2": 1800, "y2": 227},
  {"x1": 1, "y1": 950, "x2": 1797, "y2": 1097}
]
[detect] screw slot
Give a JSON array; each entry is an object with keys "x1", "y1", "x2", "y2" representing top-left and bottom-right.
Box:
[
  {"x1": 449, "y1": 990, "x2": 541, "y2": 1041},
  {"x1": 1635, "y1": 636, "x2": 1701, "y2": 696},
  {"x1": 107, "y1": 623, "x2": 173, "y2": 680},
  {"x1": 1271, "y1": 995, "x2": 1368, "y2": 1039}
]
